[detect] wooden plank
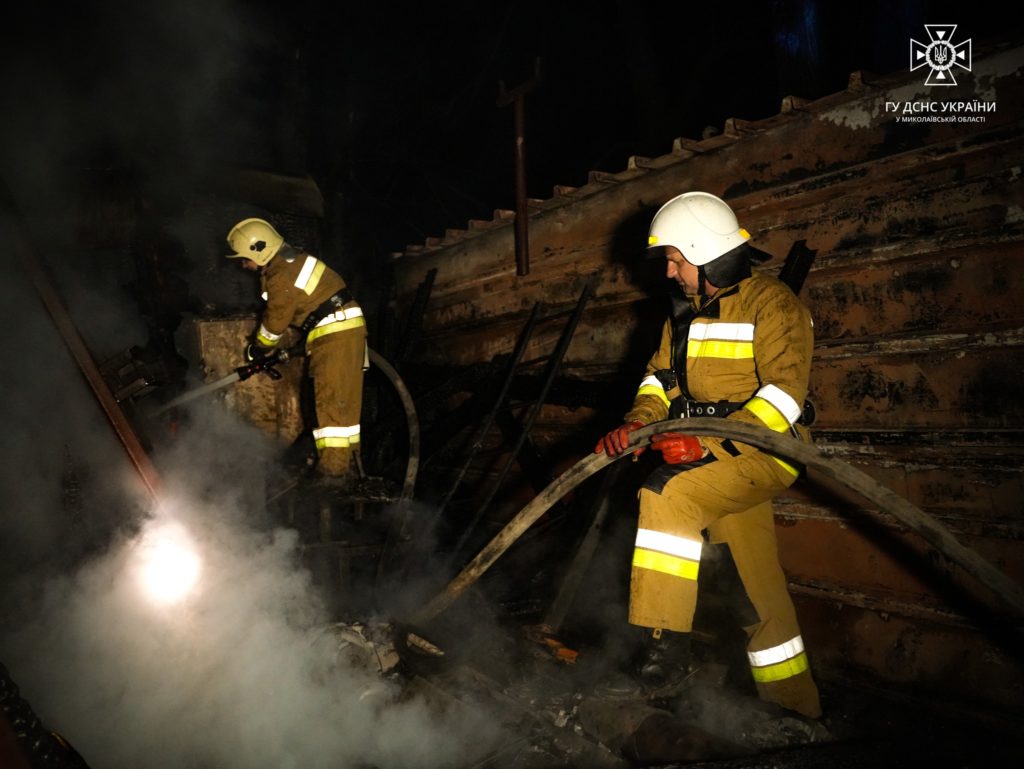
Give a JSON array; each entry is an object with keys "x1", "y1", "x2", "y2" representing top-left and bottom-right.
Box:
[
  {"x1": 793, "y1": 593, "x2": 1024, "y2": 715},
  {"x1": 810, "y1": 342, "x2": 1024, "y2": 429},
  {"x1": 783, "y1": 446, "x2": 1024, "y2": 523},
  {"x1": 774, "y1": 515, "x2": 1024, "y2": 607},
  {"x1": 404, "y1": 128, "x2": 1024, "y2": 337},
  {"x1": 803, "y1": 242, "x2": 1024, "y2": 342}
]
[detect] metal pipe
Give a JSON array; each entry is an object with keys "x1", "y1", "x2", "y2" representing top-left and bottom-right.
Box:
[
  {"x1": 498, "y1": 58, "x2": 541, "y2": 278},
  {"x1": 2, "y1": 193, "x2": 161, "y2": 501},
  {"x1": 512, "y1": 95, "x2": 529, "y2": 277}
]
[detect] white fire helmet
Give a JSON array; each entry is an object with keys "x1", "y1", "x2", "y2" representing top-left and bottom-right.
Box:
[
  {"x1": 647, "y1": 192, "x2": 752, "y2": 266},
  {"x1": 225, "y1": 218, "x2": 284, "y2": 266}
]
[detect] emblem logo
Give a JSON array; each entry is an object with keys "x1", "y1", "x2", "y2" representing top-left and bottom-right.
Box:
[{"x1": 910, "y1": 25, "x2": 972, "y2": 86}]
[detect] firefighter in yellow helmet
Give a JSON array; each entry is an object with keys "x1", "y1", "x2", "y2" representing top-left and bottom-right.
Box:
[
  {"x1": 226, "y1": 218, "x2": 367, "y2": 482},
  {"x1": 595, "y1": 192, "x2": 821, "y2": 719}
]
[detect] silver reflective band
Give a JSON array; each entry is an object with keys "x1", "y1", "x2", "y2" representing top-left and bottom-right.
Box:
[
  {"x1": 754, "y1": 383, "x2": 802, "y2": 425},
  {"x1": 315, "y1": 307, "x2": 364, "y2": 326},
  {"x1": 313, "y1": 425, "x2": 360, "y2": 440},
  {"x1": 261, "y1": 291, "x2": 269, "y2": 301},
  {"x1": 258, "y1": 324, "x2": 283, "y2": 342},
  {"x1": 689, "y1": 322, "x2": 755, "y2": 341},
  {"x1": 638, "y1": 375, "x2": 665, "y2": 392},
  {"x1": 294, "y1": 256, "x2": 319, "y2": 290},
  {"x1": 747, "y1": 635, "x2": 805, "y2": 667},
  {"x1": 635, "y1": 528, "x2": 703, "y2": 561}
]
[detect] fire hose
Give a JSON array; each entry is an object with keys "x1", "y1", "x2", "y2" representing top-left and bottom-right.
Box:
[
  {"x1": 153, "y1": 345, "x2": 419, "y2": 500},
  {"x1": 412, "y1": 419, "x2": 1024, "y2": 625}
]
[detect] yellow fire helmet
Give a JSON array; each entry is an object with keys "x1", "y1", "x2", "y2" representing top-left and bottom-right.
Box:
[{"x1": 225, "y1": 218, "x2": 285, "y2": 266}]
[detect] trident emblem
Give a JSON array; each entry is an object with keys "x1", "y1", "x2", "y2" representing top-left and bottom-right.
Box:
[{"x1": 910, "y1": 25, "x2": 972, "y2": 86}]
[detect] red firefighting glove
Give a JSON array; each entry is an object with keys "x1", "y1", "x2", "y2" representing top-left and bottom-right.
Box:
[
  {"x1": 594, "y1": 421, "x2": 646, "y2": 457},
  {"x1": 650, "y1": 432, "x2": 705, "y2": 464}
]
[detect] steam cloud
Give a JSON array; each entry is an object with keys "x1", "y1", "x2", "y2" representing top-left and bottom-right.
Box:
[
  {"x1": 3, "y1": 461, "x2": 499, "y2": 768},
  {"x1": 0, "y1": 299, "x2": 502, "y2": 769},
  {"x1": 0, "y1": 4, "x2": 503, "y2": 765}
]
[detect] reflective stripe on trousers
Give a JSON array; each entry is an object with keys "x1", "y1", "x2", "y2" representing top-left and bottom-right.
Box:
[
  {"x1": 632, "y1": 527, "x2": 702, "y2": 581},
  {"x1": 313, "y1": 425, "x2": 361, "y2": 448},
  {"x1": 748, "y1": 634, "x2": 809, "y2": 683}
]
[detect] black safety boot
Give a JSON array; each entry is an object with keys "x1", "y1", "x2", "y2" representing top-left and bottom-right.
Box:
[{"x1": 636, "y1": 628, "x2": 692, "y2": 693}]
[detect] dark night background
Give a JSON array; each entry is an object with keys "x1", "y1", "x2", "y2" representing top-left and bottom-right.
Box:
[
  {"x1": 1, "y1": 1, "x2": 1012, "y2": 272},
  {"x1": 0, "y1": 6, "x2": 1020, "y2": 766}
]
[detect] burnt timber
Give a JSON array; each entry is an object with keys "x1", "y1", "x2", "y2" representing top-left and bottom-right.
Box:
[
  {"x1": 6, "y1": 34, "x2": 1022, "y2": 769},
  {"x1": 388, "y1": 38, "x2": 1024, "y2": 723}
]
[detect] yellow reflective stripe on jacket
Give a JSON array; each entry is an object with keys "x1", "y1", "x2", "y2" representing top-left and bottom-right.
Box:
[
  {"x1": 687, "y1": 321, "x2": 755, "y2": 360},
  {"x1": 771, "y1": 458, "x2": 800, "y2": 477},
  {"x1": 294, "y1": 256, "x2": 326, "y2": 296},
  {"x1": 256, "y1": 323, "x2": 282, "y2": 347},
  {"x1": 632, "y1": 528, "x2": 702, "y2": 581},
  {"x1": 306, "y1": 308, "x2": 366, "y2": 344},
  {"x1": 313, "y1": 425, "x2": 361, "y2": 448},
  {"x1": 744, "y1": 395, "x2": 791, "y2": 432},
  {"x1": 636, "y1": 375, "x2": 670, "y2": 409},
  {"x1": 748, "y1": 635, "x2": 808, "y2": 683},
  {"x1": 753, "y1": 383, "x2": 802, "y2": 425},
  {"x1": 743, "y1": 386, "x2": 803, "y2": 476},
  {"x1": 688, "y1": 339, "x2": 754, "y2": 359}
]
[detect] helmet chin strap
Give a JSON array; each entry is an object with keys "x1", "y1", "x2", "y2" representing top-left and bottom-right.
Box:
[{"x1": 697, "y1": 265, "x2": 708, "y2": 297}]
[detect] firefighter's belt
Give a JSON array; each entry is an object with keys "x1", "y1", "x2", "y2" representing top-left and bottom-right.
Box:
[
  {"x1": 672, "y1": 397, "x2": 816, "y2": 427},
  {"x1": 673, "y1": 399, "x2": 745, "y2": 418},
  {"x1": 299, "y1": 288, "x2": 356, "y2": 335}
]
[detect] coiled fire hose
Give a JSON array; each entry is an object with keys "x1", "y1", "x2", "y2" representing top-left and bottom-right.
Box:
[{"x1": 412, "y1": 419, "x2": 1024, "y2": 625}]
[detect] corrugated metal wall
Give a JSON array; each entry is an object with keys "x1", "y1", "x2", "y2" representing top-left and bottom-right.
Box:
[{"x1": 391, "y1": 40, "x2": 1024, "y2": 717}]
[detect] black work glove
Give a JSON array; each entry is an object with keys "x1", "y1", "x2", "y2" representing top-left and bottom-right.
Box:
[{"x1": 245, "y1": 343, "x2": 270, "y2": 362}]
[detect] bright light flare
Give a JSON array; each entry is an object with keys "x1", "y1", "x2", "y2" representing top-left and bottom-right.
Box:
[{"x1": 133, "y1": 520, "x2": 203, "y2": 606}]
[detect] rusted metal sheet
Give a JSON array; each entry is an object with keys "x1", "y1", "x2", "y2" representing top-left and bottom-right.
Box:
[
  {"x1": 786, "y1": 447, "x2": 1024, "y2": 526},
  {"x1": 388, "y1": 40, "x2": 1024, "y2": 717},
  {"x1": 810, "y1": 342, "x2": 1024, "y2": 429},
  {"x1": 774, "y1": 513, "x2": 1023, "y2": 608},
  {"x1": 395, "y1": 48, "x2": 1023, "y2": 303},
  {"x1": 793, "y1": 593, "x2": 1023, "y2": 715},
  {"x1": 408, "y1": 133, "x2": 1024, "y2": 345},
  {"x1": 412, "y1": 302, "x2": 657, "y2": 373},
  {"x1": 804, "y1": 243, "x2": 1024, "y2": 342}
]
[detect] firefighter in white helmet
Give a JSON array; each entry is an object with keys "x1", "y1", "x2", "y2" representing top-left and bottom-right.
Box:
[
  {"x1": 595, "y1": 192, "x2": 821, "y2": 719},
  {"x1": 226, "y1": 218, "x2": 367, "y2": 483}
]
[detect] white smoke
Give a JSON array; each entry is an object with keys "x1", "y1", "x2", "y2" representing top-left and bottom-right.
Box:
[
  {"x1": 0, "y1": 239, "x2": 502, "y2": 767},
  {"x1": 2, "y1": 415, "x2": 503, "y2": 768},
  {"x1": 0, "y1": 4, "x2": 514, "y2": 764}
]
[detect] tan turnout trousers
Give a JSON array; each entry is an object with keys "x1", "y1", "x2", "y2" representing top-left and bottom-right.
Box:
[
  {"x1": 630, "y1": 445, "x2": 821, "y2": 718},
  {"x1": 308, "y1": 327, "x2": 367, "y2": 477}
]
